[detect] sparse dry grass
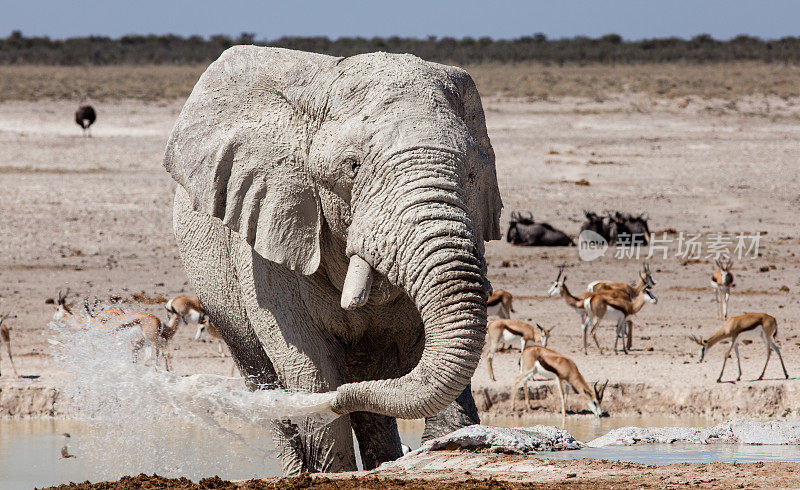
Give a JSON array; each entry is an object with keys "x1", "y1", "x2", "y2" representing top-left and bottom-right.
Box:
[
  {"x1": 466, "y1": 62, "x2": 800, "y2": 100},
  {"x1": 1, "y1": 62, "x2": 800, "y2": 101},
  {"x1": 0, "y1": 64, "x2": 205, "y2": 101}
]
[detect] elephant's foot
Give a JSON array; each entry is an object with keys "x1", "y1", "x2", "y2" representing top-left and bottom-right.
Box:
[
  {"x1": 421, "y1": 384, "x2": 480, "y2": 442},
  {"x1": 350, "y1": 411, "x2": 403, "y2": 470}
]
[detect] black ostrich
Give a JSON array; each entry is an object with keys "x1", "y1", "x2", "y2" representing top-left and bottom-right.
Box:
[{"x1": 74, "y1": 105, "x2": 96, "y2": 137}]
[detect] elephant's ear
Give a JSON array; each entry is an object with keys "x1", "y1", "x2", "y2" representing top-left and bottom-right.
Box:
[
  {"x1": 440, "y1": 65, "x2": 504, "y2": 244},
  {"x1": 164, "y1": 46, "x2": 330, "y2": 275}
]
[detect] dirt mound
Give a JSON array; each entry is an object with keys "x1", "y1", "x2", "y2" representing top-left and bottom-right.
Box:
[
  {"x1": 41, "y1": 473, "x2": 530, "y2": 489},
  {"x1": 40, "y1": 459, "x2": 800, "y2": 489}
]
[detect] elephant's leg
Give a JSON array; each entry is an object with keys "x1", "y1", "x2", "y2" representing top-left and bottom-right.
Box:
[
  {"x1": 421, "y1": 384, "x2": 480, "y2": 442},
  {"x1": 350, "y1": 411, "x2": 403, "y2": 470},
  {"x1": 270, "y1": 416, "x2": 355, "y2": 475},
  {"x1": 174, "y1": 187, "x2": 355, "y2": 473}
]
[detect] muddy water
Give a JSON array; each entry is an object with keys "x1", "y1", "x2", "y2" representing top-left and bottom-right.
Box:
[{"x1": 5, "y1": 415, "x2": 800, "y2": 488}]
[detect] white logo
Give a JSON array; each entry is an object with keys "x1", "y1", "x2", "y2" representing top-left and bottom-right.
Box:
[{"x1": 578, "y1": 230, "x2": 608, "y2": 261}]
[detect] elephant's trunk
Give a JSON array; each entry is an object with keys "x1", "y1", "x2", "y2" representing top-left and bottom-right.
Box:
[{"x1": 330, "y1": 150, "x2": 488, "y2": 419}]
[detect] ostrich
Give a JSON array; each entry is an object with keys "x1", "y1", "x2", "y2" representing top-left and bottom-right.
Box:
[{"x1": 74, "y1": 105, "x2": 96, "y2": 137}]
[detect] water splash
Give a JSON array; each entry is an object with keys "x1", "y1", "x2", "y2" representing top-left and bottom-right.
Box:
[{"x1": 49, "y1": 307, "x2": 338, "y2": 478}]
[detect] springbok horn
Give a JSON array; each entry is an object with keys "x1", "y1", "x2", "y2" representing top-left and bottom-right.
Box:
[
  {"x1": 83, "y1": 299, "x2": 94, "y2": 317},
  {"x1": 340, "y1": 255, "x2": 374, "y2": 310}
]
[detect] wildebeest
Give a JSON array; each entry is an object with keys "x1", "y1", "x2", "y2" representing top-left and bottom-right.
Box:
[
  {"x1": 580, "y1": 211, "x2": 606, "y2": 237},
  {"x1": 507, "y1": 211, "x2": 574, "y2": 246},
  {"x1": 580, "y1": 211, "x2": 650, "y2": 246},
  {"x1": 622, "y1": 212, "x2": 650, "y2": 245},
  {"x1": 75, "y1": 105, "x2": 96, "y2": 137}
]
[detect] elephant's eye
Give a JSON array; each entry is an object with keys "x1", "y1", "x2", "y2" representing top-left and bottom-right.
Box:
[{"x1": 344, "y1": 157, "x2": 360, "y2": 179}]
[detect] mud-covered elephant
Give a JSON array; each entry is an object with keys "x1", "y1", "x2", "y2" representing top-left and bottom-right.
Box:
[{"x1": 163, "y1": 46, "x2": 503, "y2": 474}]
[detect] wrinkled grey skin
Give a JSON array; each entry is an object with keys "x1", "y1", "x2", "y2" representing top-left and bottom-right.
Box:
[{"x1": 163, "y1": 46, "x2": 502, "y2": 474}]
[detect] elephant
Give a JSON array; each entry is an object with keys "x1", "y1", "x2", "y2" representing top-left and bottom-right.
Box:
[{"x1": 163, "y1": 46, "x2": 503, "y2": 474}]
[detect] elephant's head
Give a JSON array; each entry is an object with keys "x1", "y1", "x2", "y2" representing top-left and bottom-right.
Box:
[{"x1": 164, "y1": 46, "x2": 503, "y2": 420}]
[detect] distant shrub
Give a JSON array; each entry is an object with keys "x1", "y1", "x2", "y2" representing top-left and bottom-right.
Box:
[{"x1": 2, "y1": 33, "x2": 800, "y2": 65}]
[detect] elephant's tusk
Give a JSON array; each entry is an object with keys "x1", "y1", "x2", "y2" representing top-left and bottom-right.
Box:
[{"x1": 340, "y1": 255, "x2": 374, "y2": 310}]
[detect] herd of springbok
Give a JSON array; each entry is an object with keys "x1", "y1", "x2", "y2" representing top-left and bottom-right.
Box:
[
  {"x1": 488, "y1": 258, "x2": 790, "y2": 417},
  {"x1": 0, "y1": 290, "x2": 227, "y2": 377},
  {"x1": 0, "y1": 256, "x2": 790, "y2": 421}
]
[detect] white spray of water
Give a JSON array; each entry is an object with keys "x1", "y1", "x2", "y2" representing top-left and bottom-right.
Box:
[{"x1": 49, "y1": 308, "x2": 339, "y2": 479}]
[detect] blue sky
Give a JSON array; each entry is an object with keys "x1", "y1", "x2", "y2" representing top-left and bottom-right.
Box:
[{"x1": 3, "y1": 0, "x2": 799, "y2": 41}]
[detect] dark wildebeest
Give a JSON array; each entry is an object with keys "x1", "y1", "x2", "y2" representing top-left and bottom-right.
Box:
[
  {"x1": 601, "y1": 212, "x2": 627, "y2": 245},
  {"x1": 580, "y1": 211, "x2": 607, "y2": 239},
  {"x1": 507, "y1": 211, "x2": 574, "y2": 246},
  {"x1": 581, "y1": 211, "x2": 650, "y2": 246},
  {"x1": 622, "y1": 213, "x2": 650, "y2": 246},
  {"x1": 75, "y1": 105, "x2": 96, "y2": 137}
]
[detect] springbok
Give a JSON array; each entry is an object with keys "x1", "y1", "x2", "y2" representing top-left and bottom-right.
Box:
[
  {"x1": 125, "y1": 313, "x2": 178, "y2": 371},
  {"x1": 586, "y1": 263, "x2": 655, "y2": 349},
  {"x1": 689, "y1": 313, "x2": 788, "y2": 383},
  {"x1": 547, "y1": 266, "x2": 634, "y2": 349},
  {"x1": 582, "y1": 286, "x2": 658, "y2": 355},
  {"x1": 195, "y1": 318, "x2": 225, "y2": 357},
  {"x1": 586, "y1": 263, "x2": 655, "y2": 297},
  {"x1": 548, "y1": 266, "x2": 587, "y2": 324},
  {"x1": 195, "y1": 320, "x2": 237, "y2": 375},
  {"x1": 168, "y1": 295, "x2": 230, "y2": 366},
  {"x1": 166, "y1": 295, "x2": 208, "y2": 333},
  {"x1": 711, "y1": 258, "x2": 734, "y2": 320},
  {"x1": 0, "y1": 313, "x2": 20, "y2": 377},
  {"x1": 54, "y1": 291, "x2": 177, "y2": 371},
  {"x1": 485, "y1": 319, "x2": 552, "y2": 381},
  {"x1": 486, "y1": 289, "x2": 514, "y2": 319},
  {"x1": 512, "y1": 345, "x2": 607, "y2": 417}
]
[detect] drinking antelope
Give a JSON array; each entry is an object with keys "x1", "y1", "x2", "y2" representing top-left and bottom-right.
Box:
[
  {"x1": 486, "y1": 289, "x2": 514, "y2": 319},
  {"x1": 512, "y1": 345, "x2": 607, "y2": 417},
  {"x1": 689, "y1": 312, "x2": 788, "y2": 383},
  {"x1": 0, "y1": 313, "x2": 20, "y2": 377},
  {"x1": 586, "y1": 262, "x2": 655, "y2": 349},
  {"x1": 711, "y1": 258, "x2": 734, "y2": 320},
  {"x1": 485, "y1": 319, "x2": 552, "y2": 381},
  {"x1": 583, "y1": 286, "x2": 657, "y2": 355}
]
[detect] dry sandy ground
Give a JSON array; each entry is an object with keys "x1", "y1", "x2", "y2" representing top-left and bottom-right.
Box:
[{"x1": 1, "y1": 95, "x2": 800, "y2": 421}]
